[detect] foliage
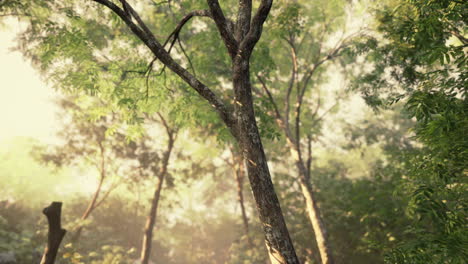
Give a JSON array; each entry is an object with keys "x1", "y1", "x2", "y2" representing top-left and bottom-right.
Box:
[
  {"x1": 354, "y1": 0, "x2": 467, "y2": 262},
  {"x1": 0, "y1": 201, "x2": 43, "y2": 263}
]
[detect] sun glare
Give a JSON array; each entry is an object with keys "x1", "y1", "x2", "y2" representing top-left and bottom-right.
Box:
[{"x1": 0, "y1": 21, "x2": 60, "y2": 144}]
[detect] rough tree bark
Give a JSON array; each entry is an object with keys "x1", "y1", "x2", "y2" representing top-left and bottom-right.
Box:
[
  {"x1": 40, "y1": 202, "x2": 66, "y2": 264},
  {"x1": 140, "y1": 114, "x2": 176, "y2": 264},
  {"x1": 233, "y1": 55, "x2": 298, "y2": 264},
  {"x1": 256, "y1": 36, "x2": 342, "y2": 264},
  {"x1": 91, "y1": 1, "x2": 300, "y2": 263}
]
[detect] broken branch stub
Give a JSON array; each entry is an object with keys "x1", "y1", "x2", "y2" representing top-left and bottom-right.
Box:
[{"x1": 40, "y1": 202, "x2": 67, "y2": 264}]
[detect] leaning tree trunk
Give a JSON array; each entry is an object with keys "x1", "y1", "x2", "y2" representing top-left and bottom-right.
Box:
[
  {"x1": 282, "y1": 133, "x2": 335, "y2": 264},
  {"x1": 233, "y1": 56, "x2": 299, "y2": 264},
  {"x1": 295, "y1": 157, "x2": 334, "y2": 264},
  {"x1": 233, "y1": 150, "x2": 253, "y2": 247},
  {"x1": 140, "y1": 136, "x2": 174, "y2": 264}
]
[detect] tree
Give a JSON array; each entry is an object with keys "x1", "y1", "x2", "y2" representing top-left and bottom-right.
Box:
[
  {"x1": 137, "y1": 113, "x2": 177, "y2": 264},
  {"x1": 248, "y1": 1, "x2": 367, "y2": 262},
  {"x1": 34, "y1": 97, "x2": 131, "y2": 243},
  {"x1": 353, "y1": 0, "x2": 467, "y2": 262},
  {"x1": 2, "y1": 1, "x2": 300, "y2": 262},
  {"x1": 40, "y1": 202, "x2": 66, "y2": 264}
]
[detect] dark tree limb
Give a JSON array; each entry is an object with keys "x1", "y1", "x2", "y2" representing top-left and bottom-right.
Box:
[
  {"x1": 235, "y1": 0, "x2": 252, "y2": 41},
  {"x1": 239, "y1": 0, "x2": 273, "y2": 58},
  {"x1": 164, "y1": 9, "x2": 212, "y2": 48},
  {"x1": 206, "y1": 0, "x2": 238, "y2": 57},
  {"x1": 92, "y1": 0, "x2": 237, "y2": 137},
  {"x1": 40, "y1": 202, "x2": 66, "y2": 264}
]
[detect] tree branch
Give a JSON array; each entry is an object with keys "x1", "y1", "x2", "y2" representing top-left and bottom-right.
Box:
[
  {"x1": 285, "y1": 39, "x2": 298, "y2": 132},
  {"x1": 93, "y1": 181, "x2": 119, "y2": 209},
  {"x1": 239, "y1": 0, "x2": 273, "y2": 58},
  {"x1": 206, "y1": 0, "x2": 238, "y2": 57},
  {"x1": 235, "y1": 0, "x2": 252, "y2": 41},
  {"x1": 256, "y1": 74, "x2": 282, "y2": 121},
  {"x1": 92, "y1": 0, "x2": 237, "y2": 137},
  {"x1": 306, "y1": 134, "x2": 312, "y2": 181},
  {"x1": 164, "y1": 9, "x2": 212, "y2": 48}
]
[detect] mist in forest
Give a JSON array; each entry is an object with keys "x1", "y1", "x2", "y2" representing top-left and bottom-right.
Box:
[{"x1": 0, "y1": 0, "x2": 465, "y2": 264}]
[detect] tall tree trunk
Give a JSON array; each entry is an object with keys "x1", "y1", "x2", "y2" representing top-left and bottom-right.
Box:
[
  {"x1": 140, "y1": 129, "x2": 175, "y2": 264},
  {"x1": 232, "y1": 149, "x2": 253, "y2": 247},
  {"x1": 233, "y1": 57, "x2": 300, "y2": 264},
  {"x1": 283, "y1": 131, "x2": 335, "y2": 264}
]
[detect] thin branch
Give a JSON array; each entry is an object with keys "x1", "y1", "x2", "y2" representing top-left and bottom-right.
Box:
[
  {"x1": 164, "y1": 9, "x2": 212, "y2": 48},
  {"x1": 93, "y1": 181, "x2": 119, "y2": 209},
  {"x1": 119, "y1": 0, "x2": 159, "y2": 45},
  {"x1": 284, "y1": 39, "x2": 298, "y2": 132},
  {"x1": 293, "y1": 40, "x2": 346, "y2": 161},
  {"x1": 256, "y1": 74, "x2": 282, "y2": 121},
  {"x1": 313, "y1": 99, "x2": 340, "y2": 124},
  {"x1": 157, "y1": 112, "x2": 175, "y2": 140},
  {"x1": 311, "y1": 91, "x2": 321, "y2": 119},
  {"x1": 177, "y1": 37, "x2": 197, "y2": 76},
  {"x1": 306, "y1": 134, "x2": 312, "y2": 181}
]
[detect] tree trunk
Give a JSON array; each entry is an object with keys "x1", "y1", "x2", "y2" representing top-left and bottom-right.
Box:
[
  {"x1": 295, "y1": 157, "x2": 334, "y2": 264},
  {"x1": 282, "y1": 131, "x2": 334, "y2": 264},
  {"x1": 40, "y1": 202, "x2": 66, "y2": 264},
  {"x1": 72, "y1": 173, "x2": 105, "y2": 242},
  {"x1": 233, "y1": 150, "x2": 253, "y2": 247},
  {"x1": 233, "y1": 57, "x2": 299, "y2": 264},
  {"x1": 140, "y1": 135, "x2": 174, "y2": 264}
]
